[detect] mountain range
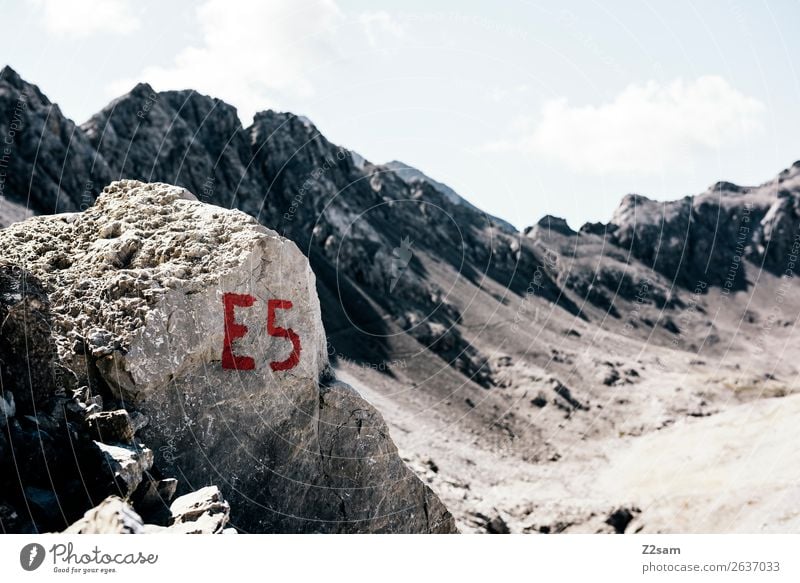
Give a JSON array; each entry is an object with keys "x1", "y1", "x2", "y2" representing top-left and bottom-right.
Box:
[{"x1": 3, "y1": 64, "x2": 800, "y2": 532}]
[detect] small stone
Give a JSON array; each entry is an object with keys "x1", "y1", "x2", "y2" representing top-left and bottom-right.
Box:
[
  {"x1": 157, "y1": 478, "x2": 178, "y2": 502},
  {"x1": 605, "y1": 507, "x2": 639, "y2": 534},
  {"x1": 134, "y1": 474, "x2": 178, "y2": 513},
  {"x1": 83, "y1": 403, "x2": 102, "y2": 416},
  {"x1": 64, "y1": 496, "x2": 144, "y2": 534},
  {"x1": 169, "y1": 486, "x2": 230, "y2": 534},
  {"x1": 70, "y1": 386, "x2": 90, "y2": 403},
  {"x1": 170, "y1": 485, "x2": 228, "y2": 522},
  {"x1": 94, "y1": 441, "x2": 153, "y2": 497},
  {"x1": 129, "y1": 411, "x2": 149, "y2": 432},
  {"x1": 531, "y1": 392, "x2": 548, "y2": 408},
  {"x1": 486, "y1": 514, "x2": 510, "y2": 534},
  {"x1": 86, "y1": 410, "x2": 135, "y2": 444},
  {"x1": 0, "y1": 391, "x2": 15, "y2": 426},
  {"x1": 598, "y1": 367, "x2": 621, "y2": 386}
]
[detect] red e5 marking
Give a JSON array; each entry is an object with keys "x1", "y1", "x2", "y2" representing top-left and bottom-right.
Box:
[{"x1": 221, "y1": 292, "x2": 302, "y2": 371}]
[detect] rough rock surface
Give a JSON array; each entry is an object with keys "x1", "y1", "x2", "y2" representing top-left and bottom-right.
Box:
[
  {"x1": 94, "y1": 441, "x2": 153, "y2": 497},
  {"x1": 0, "y1": 180, "x2": 456, "y2": 533},
  {"x1": 86, "y1": 410, "x2": 136, "y2": 444},
  {"x1": 64, "y1": 496, "x2": 146, "y2": 534},
  {"x1": 65, "y1": 488, "x2": 235, "y2": 534},
  {"x1": 0, "y1": 263, "x2": 199, "y2": 533},
  {"x1": 0, "y1": 263, "x2": 58, "y2": 413},
  {"x1": 381, "y1": 159, "x2": 516, "y2": 232},
  {"x1": 165, "y1": 486, "x2": 230, "y2": 534},
  {"x1": 83, "y1": 83, "x2": 263, "y2": 218},
  {"x1": 604, "y1": 164, "x2": 800, "y2": 290}
]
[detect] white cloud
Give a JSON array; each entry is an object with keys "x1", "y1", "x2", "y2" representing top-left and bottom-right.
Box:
[
  {"x1": 109, "y1": 0, "x2": 343, "y2": 123},
  {"x1": 30, "y1": 0, "x2": 140, "y2": 37},
  {"x1": 358, "y1": 11, "x2": 405, "y2": 47},
  {"x1": 489, "y1": 76, "x2": 764, "y2": 175}
]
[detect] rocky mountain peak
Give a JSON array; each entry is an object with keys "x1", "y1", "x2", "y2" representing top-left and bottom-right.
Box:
[
  {"x1": 709, "y1": 180, "x2": 747, "y2": 194},
  {"x1": 0, "y1": 68, "x2": 111, "y2": 214},
  {"x1": 531, "y1": 214, "x2": 575, "y2": 237},
  {"x1": 0, "y1": 65, "x2": 46, "y2": 103}
]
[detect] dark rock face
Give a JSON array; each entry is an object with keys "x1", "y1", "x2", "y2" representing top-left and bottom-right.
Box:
[
  {"x1": 86, "y1": 410, "x2": 135, "y2": 444},
  {"x1": 3, "y1": 66, "x2": 800, "y2": 324},
  {"x1": 603, "y1": 167, "x2": 800, "y2": 291},
  {"x1": 526, "y1": 215, "x2": 575, "y2": 237},
  {"x1": 579, "y1": 221, "x2": 609, "y2": 236},
  {"x1": 0, "y1": 264, "x2": 145, "y2": 533},
  {"x1": 317, "y1": 382, "x2": 456, "y2": 533},
  {"x1": 0, "y1": 66, "x2": 111, "y2": 213},
  {"x1": 381, "y1": 159, "x2": 517, "y2": 232},
  {"x1": 83, "y1": 84, "x2": 263, "y2": 218},
  {"x1": 0, "y1": 265, "x2": 184, "y2": 535},
  {"x1": 0, "y1": 264, "x2": 58, "y2": 414},
  {"x1": 606, "y1": 194, "x2": 696, "y2": 287}
]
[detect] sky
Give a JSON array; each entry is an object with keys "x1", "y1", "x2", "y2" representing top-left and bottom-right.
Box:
[{"x1": 2, "y1": 0, "x2": 799, "y2": 230}]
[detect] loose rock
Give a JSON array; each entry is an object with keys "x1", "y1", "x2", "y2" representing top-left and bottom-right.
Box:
[
  {"x1": 64, "y1": 496, "x2": 145, "y2": 534},
  {"x1": 86, "y1": 410, "x2": 135, "y2": 444}
]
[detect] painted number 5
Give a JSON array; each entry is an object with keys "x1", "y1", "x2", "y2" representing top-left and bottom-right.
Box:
[
  {"x1": 267, "y1": 299, "x2": 301, "y2": 371},
  {"x1": 221, "y1": 293, "x2": 302, "y2": 371}
]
